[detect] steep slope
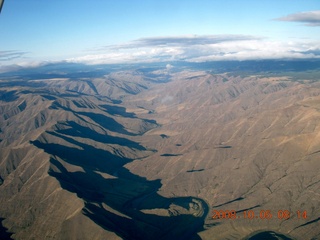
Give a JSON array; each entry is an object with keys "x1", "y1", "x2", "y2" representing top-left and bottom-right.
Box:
[
  {"x1": 0, "y1": 71, "x2": 207, "y2": 240},
  {"x1": 125, "y1": 72, "x2": 320, "y2": 240},
  {"x1": 0, "y1": 67, "x2": 320, "y2": 240}
]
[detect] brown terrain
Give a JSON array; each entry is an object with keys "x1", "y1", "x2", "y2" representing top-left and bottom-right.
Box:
[{"x1": 0, "y1": 67, "x2": 319, "y2": 239}]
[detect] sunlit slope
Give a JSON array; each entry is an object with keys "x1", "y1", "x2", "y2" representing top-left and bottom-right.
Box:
[
  {"x1": 126, "y1": 72, "x2": 320, "y2": 240},
  {"x1": 0, "y1": 69, "x2": 319, "y2": 239}
]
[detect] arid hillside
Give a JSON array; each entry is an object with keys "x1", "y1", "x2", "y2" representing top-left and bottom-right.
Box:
[
  {"x1": 126, "y1": 71, "x2": 320, "y2": 239},
  {"x1": 0, "y1": 66, "x2": 319, "y2": 240}
]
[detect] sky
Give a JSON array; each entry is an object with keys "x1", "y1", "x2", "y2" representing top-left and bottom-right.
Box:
[{"x1": 0, "y1": 0, "x2": 319, "y2": 67}]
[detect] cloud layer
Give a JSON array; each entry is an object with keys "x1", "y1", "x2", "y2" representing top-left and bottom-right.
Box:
[
  {"x1": 106, "y1": 35, "x2": 260, "y2": 49},
  {"x1": 68, "y1": 35, "x2": 320, "y2": 65},
  {"x1": 0, "y1": 51, "x2": 27, "y2": 61},
  {"x1": 275, "y1": 10, "x2": 320, "y2": 26}
]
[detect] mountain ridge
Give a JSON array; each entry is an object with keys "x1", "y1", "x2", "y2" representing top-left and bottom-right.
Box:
[{"x1": 0, "y1": 62, "x2": 320, "y2": 239}]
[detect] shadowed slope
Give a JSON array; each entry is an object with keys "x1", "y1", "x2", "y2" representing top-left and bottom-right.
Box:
[{"x1": 30, "y1": 121, "x2": 208, "y2": 240}]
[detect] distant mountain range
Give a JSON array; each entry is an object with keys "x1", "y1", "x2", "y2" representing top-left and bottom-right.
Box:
[{"x1": 1, "y1": 59, "x2": 320, "y2": 79}]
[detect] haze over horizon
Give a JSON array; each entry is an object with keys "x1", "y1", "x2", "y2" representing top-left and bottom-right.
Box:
[{"x1": 0, "y1": 0, "x2": 319, "y2": 67}]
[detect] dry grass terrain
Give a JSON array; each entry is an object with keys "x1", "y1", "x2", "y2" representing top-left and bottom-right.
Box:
[{"x1": 0, "y1": 68, "x2": 319, "y2": 239}]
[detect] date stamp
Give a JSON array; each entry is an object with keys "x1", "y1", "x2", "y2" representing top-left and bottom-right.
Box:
[{"x1": 212, "y1": 210, "x2": 308, "y2": 220}]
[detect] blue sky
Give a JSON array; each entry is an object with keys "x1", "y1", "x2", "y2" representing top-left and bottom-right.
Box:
[{"x1": 0, "y1": 0, "x2": 319, "y2": 66}]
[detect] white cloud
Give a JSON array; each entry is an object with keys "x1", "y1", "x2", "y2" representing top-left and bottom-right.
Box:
[
  {"x1": 67, "y1": 35, "x2": 320, "y2": 65},
  {"x1": 166, "y1": 64, "x2": 173, "y2": 70},
  {"x1": 187, "y1": 40, "x2": 320, "y2": 62},
  {"x1": 0, "y1": 60, "x2": 57, "y2": 73},
  {"x1": 275, "y1": 10, "x2": 320, "y2": 26}
]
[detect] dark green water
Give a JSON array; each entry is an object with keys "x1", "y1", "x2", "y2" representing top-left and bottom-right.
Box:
[{"x1": 0, "y1": 218, "x2": 13, "y2": 240}]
